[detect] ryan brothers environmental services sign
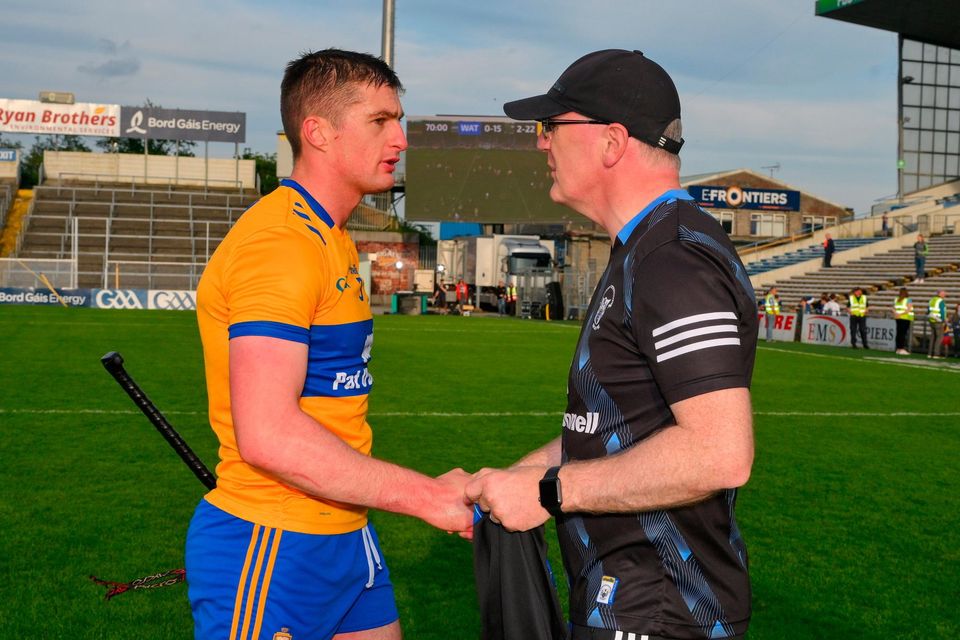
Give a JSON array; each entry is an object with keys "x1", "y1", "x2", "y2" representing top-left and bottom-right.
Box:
[{"x1": 0, "y1": 99, "x2": 120, "y2": 136}]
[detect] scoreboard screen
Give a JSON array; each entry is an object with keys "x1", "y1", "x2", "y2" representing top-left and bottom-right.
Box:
[{"x1": 405, "y1": 115, "x2": 581, "y2": 224}]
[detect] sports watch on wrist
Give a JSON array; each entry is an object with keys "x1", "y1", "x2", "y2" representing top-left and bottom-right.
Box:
[{"x1": 538, "y1": 466, "x2": 563, "y2": 517}]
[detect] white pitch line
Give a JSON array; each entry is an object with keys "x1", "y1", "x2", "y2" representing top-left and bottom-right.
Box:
[{"x1": 758, "y1": 345, "x2": 960, "y2": 373}]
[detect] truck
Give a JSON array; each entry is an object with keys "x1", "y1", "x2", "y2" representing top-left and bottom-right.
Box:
[{"x1": 436, "y1": 234, "x2": 556, "y2": 309}]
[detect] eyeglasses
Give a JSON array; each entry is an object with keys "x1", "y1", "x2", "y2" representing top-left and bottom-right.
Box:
[{"x1": 537, "y1": 119, "x2": 610, "y2": 138}]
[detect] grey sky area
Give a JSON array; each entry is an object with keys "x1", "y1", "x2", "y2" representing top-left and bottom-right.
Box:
[{"x1": 0, "y1": 0, "x2": 899, "y2": 214}]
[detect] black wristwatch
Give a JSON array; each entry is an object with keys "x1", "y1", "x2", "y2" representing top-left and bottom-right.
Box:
[{"x1": 538, "y1": 466, "x2": 563, "y2": 517}]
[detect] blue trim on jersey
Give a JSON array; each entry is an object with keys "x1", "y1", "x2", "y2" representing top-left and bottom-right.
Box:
[
  {"x1": 229, "y1": 320, "x2": 310, "y2": 344},
  {"x1": 616, "y1": 189, "x2": 695, "y2": 244},
  {"x1": 281, "y1": 178, "x2": 336, "y2": 229},
  {"x1": 304, "y1": 223, "x2": 328, "y2": 245},
  {"x1": 303, "y1": 319, "x2": 374, "y2": 398}
]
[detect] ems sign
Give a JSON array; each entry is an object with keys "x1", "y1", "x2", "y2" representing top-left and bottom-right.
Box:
[{"x1": 689, "y1": 185, "x2": 800, "y2": 211}]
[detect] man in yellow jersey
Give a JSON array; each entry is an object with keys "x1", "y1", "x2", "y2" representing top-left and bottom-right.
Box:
[{"x1": 186, "y1": 49, "x2": 473, "y2": 640}]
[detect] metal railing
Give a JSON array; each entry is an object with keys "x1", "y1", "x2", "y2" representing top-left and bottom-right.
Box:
[
  {"x1": 0, "y1": 256, "x2": 77, "y2": 288},
  {"x1": 0, "y1": 183, "x2": 13, "y2": 228},
  {"x1": 102, "y1": 259, "x2": 206, "y2": 290},
  {"x1": 52, "y1": 170, "x2": 248, "y2": 195}
]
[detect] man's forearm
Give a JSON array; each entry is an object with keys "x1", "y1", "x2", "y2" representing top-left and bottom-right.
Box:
[
  {"x1": 511, "y1": 436, "x2": 562, "y2": 468},
  {"x1": 559, "y1": 388, "x2": 754, "y2": 514}
]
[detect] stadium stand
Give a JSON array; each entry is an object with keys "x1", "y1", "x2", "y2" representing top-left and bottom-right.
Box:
[
  {"x1": 745, "y1": 237, "x2": 879, "y2": 276},
  {"x1": 753, "y1": 233, "x2": 960, "y2": 314},
  {"x1": 11, "y1": 180, "x2": 401, "y2": 290},
  {"x1": 16, "y1": 182, "x2": 259, "y2": 289}
]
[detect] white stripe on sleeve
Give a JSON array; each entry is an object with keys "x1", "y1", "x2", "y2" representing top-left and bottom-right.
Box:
[
  {"x1": 656, "y1": 337, "x2": 742, "y2": 363},
  {"x1": 652, "y1": 311, "x2": 738, "y2": 337}
]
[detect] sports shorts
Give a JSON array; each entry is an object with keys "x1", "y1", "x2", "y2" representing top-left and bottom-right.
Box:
[{"x1": 186, "y1": 498, "x2": 398, "y2": 640}]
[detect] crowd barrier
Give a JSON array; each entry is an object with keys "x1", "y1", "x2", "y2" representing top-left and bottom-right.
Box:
[
  {"x1": 0, "y1": 287, "x2": 196, "y2": 311},
  {"x1": 758, "y1": 312, "x2": 897, "y2": 352}
]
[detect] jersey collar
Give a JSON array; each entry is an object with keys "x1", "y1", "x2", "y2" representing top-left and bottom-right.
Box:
[
  {"x1": 280, "y1": 178, "x2": 336, "y2": 229},
  {"x1": 615, "y1": 189, "x2": 695, "y2": 245}
]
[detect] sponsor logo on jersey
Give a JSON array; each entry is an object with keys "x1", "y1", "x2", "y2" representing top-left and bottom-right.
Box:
[
  {"x1": 592, "y1": 285, "x2": 616, "y2": 330},
  {"x1": 332, "y1": 367, "x2": 373, "y2": 391},
  {"x1": 563, "y1": 411, "x2": 600, "y2": 434},
  {"x1": 597, "y1": 575, "x2": 619, "y2": 605}
]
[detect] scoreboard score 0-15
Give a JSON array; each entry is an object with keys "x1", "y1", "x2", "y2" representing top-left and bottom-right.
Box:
[
  {"x1": 407, "y1": 116, "x2": 538, "y2": 150},
  {"x1": 405, "y1": 115, "x2": 581, "y2": 224}
]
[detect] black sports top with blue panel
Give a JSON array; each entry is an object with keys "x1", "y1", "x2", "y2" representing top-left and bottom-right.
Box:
[{"x1": 560, "y1": 190, "x2": 758, "y2": 639}]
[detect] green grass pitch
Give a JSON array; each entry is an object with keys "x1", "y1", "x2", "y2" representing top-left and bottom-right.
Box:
[{"x1": 0, "y1": 306, "x2": 957, "y2": 638}]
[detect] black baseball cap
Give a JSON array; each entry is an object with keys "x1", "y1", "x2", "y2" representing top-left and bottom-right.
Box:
[{"x1": 503, "y1": 49, "x2": 683, "y2": 154}]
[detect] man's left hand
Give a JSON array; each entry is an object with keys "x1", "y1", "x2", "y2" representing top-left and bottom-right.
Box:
[{"x1": 464, "y1": 466, "x2": 551, "y2": 532}]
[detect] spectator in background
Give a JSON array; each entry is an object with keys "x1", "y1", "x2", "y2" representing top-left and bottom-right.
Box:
[
  {"x1": 764, "y1": 286, "x2": 780, "y2": 342},
  {"x1": 455, "y1": 278, "x2": 469, "y2": 310},
  {"x1": 949, "y1": 303, "x2": 960, "y2": 358},
  {"x1": 892, "y1": 287, "x2": 914, "y2": 355},
  {"x1": 496, "y1": 280, "x2": 507, "y2": 316},
  {"x1": 815, "y1": 293, "x2": 829, "y2": 314},
  {"x1": 432, "y1": 279, "x2": 448, "y2": 314},
  {"x1": 848, "y1": 285, "x2": 869, "y2": 349},
  {"x1": 823, "y1": 233, "x2": 836, "y2": 267},
  {"x1": 914, "y1": 234, "x2": 929, "y2": 282},
  {"x1": 823, "y1": 293, "x2": 841, "y2": 316},
  {"x1": 927, "y1": 289, "x2": 948, "y2": 359},
  {"x1": 881, "y1": 212, "x2": 889, "y2": 236}
]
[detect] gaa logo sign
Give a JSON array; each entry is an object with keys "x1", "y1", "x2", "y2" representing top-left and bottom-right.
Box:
[
  {"x1": 149, "y1": 290, "x2": 197, "y2": 311},
  {"x1": 95, "y1": 289, "x2": 145, "y2": 310}
]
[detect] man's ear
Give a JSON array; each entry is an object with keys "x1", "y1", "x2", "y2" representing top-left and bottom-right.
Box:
[
  {"x1": 301, "y1": 115, "x2": 335, "y2": 153},
  {"x1": 601, "y1": 123, "x2": 630, "y2": 168}
]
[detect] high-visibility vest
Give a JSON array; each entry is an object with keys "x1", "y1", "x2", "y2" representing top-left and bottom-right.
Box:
[
  {"x1": 507, "y1": 285, "x2": 517, "y2": 302},
  {"x1": 893, "y1": 297, "x2": 914, "y2": 321},
  {"x1": 849, "y1": 294, "x2": 868, "y2": 317},
  {"x1": 928, "y1": 296, "x2": 945, "y2": 323},
  {"x1": 764, "y1": 294, "x2": 780, "y2": 315}
]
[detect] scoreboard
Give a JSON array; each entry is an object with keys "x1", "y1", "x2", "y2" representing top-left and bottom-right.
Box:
[
  {"x1": 405, "y1": 115, "x2": 581, "y2": 224},
  {"x1": 407, "y1": 116, "x2": 539, "y2": 151}
]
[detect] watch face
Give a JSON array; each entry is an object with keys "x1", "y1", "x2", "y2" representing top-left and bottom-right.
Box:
[{"x1": 540, "y1": 478, "x2": 561, "y2": 511}]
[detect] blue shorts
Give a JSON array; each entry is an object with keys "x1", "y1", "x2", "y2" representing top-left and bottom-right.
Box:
[{"x1": 185, "y1": 499, "x2": 398, "y2": 640}]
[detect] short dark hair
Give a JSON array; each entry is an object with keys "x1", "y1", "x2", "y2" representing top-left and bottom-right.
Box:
[{"x1": 281, "y1": 49, "x2": 403, "y2": 159}]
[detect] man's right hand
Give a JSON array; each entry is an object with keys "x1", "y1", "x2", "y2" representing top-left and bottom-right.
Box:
[{"x1": 418, "y1": 468, "x2": 474, "y2": 535}]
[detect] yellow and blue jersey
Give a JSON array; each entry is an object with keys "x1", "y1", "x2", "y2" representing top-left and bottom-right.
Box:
[{"x1": 196, "y1": 178, "x2": 372, "y2": 535}]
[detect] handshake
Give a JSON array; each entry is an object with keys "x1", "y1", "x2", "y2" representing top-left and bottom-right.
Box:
[{"x1": 423, "y1": 465, "x2": 555, "y2": 538}]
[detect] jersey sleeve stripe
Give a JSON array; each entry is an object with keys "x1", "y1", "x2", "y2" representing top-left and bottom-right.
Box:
[
  {"x1": 652, "y1": 311, "x2": 738, "y2": 337},
  {"x1": 654, "y1": 323, "x2": 739, "y2": 350},
  {"x1": 656, "y1": 337, "x2": 742, "y2": 363},
  {"x1": 304, "y1": 224, "x2": 328, "y2": 245},
  {"x1": 229, "y1": 320, "x2": 310, "y2": 344}
]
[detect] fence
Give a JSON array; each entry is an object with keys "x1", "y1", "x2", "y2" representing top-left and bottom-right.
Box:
[
  {"x1": 0, "y1": 257, "x2": 77, "y2": 289},
  {"x1": 0, "y1": 183, "x2": 12, "y2": 228},
  {"x1": 102, "y1": 259, "x2": 206, "y2": 290}
]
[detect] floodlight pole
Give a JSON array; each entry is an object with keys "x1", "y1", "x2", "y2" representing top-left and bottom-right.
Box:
[
  {"x1": 381, "y1": 0, "x2": 395, "y2": 68},
  {"x1": 897, "y1": 35, "x2": 904, "y2": 205}
]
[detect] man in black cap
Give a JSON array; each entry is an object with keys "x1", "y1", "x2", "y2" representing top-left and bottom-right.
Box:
[{"x1": 466, "y1": 50, "x2": 758, "y2": 640}]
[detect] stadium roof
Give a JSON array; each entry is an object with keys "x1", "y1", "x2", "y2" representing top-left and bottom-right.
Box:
[{"x1": 815, "y1": 0, "x2": 960, "y2": 50}]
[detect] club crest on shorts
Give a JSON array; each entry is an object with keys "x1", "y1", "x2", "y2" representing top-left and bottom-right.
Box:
[
  {"x1": 272, "y1": 628, "x2": 293, "y2": 640},
  {"x1": 593, "y1": 285, "x2": 616, "y2": 331},
  {"x1": 597, "y1": 575, "x2": 619, "y2": 605}
]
